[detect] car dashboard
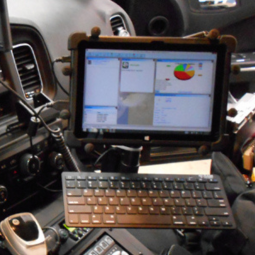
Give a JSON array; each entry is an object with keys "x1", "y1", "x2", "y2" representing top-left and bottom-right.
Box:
[{"x1": 0, "y1": 0, "x2": 255, "y2": 254}]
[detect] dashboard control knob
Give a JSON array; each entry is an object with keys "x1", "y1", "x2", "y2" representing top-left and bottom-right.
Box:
[
  {"x1": 0, "y1": 186, "x2": 7, "y2": 204},
  {"x1": 20, "y1": 154, "x2": 41, "y2": 176},
  {"x1": 58, "y1": 228, "x2": 69, "y2": 242},
  {"x1": 49, "y1": 152, "x2": 64, "y2": 170}
]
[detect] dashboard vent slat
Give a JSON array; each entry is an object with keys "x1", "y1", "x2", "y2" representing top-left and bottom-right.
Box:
[
  {"x1": 13, "y1": 44, "x2": 43, "y2": 100},
  {"x1": 110, "y1": 15, "x2": 130, "y2": 36}
]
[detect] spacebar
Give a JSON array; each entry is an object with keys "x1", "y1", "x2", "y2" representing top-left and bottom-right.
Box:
[{"x1": 117, "y1": 215, "x2": 171, "y2": 225}]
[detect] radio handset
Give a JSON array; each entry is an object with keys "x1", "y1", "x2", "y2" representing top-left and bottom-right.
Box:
[{"x1": 0, "y1": 212, "x2": 47, "y2": 255}]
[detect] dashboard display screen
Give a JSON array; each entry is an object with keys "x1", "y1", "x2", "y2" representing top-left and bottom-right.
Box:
[{"x1": 83, "y1": 49, "x2": 216, "y2": 135}]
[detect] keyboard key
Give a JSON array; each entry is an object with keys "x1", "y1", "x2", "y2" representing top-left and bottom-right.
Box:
[
  {"x1": 68, "y1": 205, "x2": 92, "y2": 214},
  {"x1": 66, "y1": 181, "x2": 76, "y2": 188},
  {"x1": 138, "y1": 190, "x2": 148, "y2": 197},
  {"x1": 185, "y1": 198, "x2": 196, "y2": 207},
  {"x1": 142, "y1": 198, "x2": 152, "y2": 206},
  {"x1": 174, "y1": 199, "x2": 185, "y2": 206},
  {"x1": 99, "y1": 181, "x2": 109, "y2": 189},
  {"x1": 116, "y1": 206, "x2": 126, "y2": 214},
  {"x1": 98, "y1": 197, "x2": 108, "y2": 205},
  {"x1": 182, "y1": 207, "x2": 193, "y2": 215},
  {"x1": 193, "y1": 207, "x2": 204, "y2": 216},
  {"x1": 69, "y1": 214, "x2": 79, "y2": 224},
  {"x1": 163, "y1": 198, "x2": 174, "y2": 206},
  {"x1": 88, "y1": 176, "x2": 97, "y2": 181},
  {"x1": 171, "y1": 207, "x2": 182, "y2": 215},
  {"x1": 67, "y1": 189, "x2": 82, "y2": 196},
  {"x1": 202, "y1": 191, "x2": 213, "y2": 199},
  {"x1": 170, "y1": 191, "x2": 180, "y2": 198},
  {"x1": 92, "y1": 215, "x2": 102, "y2": 224},
  {"x1": 104, "y1": 206, "x2": 115, "y2": 214},
  {"x1": 94, "y1": 189, "x2": 104, "y2": 197},
  {"x1": 93, "y1": 206, "x2": 103, "y2": 214},
  {"x1": 196, "y1": 199, "x2": 207, "y2": 207},
  {"x1": 186, "y1": 177, "x2": 196, "y2": 183},
  {"x1": 83, "y1": 189, "x2": 93, "y2": 197},
  {"x1": 172, "y1": 216, "x2": 185, "y2": 225},
  {"x1": 184, "y1": 183, "x2": 194, "y2": 190},
  {"x1": 149, "y1": 206, "x2": 160, "y2": 214},
  {"x1": 181, "y1": 191, "x2": 191, "y2": 198},
  {"x1": 87, "y1": 197, "x2": 97, "y2": 205},
  {"x1": 109, "y1": 197, "x2": 119, "y2": 205},
  {"x1": 173, "y1": 183, "x2": 183, "y2": 190},
  {"x1": 67, "y1": 197, "x2": 85, "y2": 205},
  {"x1": 77, "y1": 181, "x2": 86, "y2": 189},
  {"x1": 88, "y1": 181, "x2": 98, "y2": 189},
  {"x1": 153, "y1": 198, "x2": 163, "y2": 206},
  {"x1": 207, "y1": 199, "x2": 226, "y2": 207},
  {"x1": 117, "y1": 215, "x2": 172, "y2": 225},
  {"x1": 120, "y1": 197, "x2": 130, "y2": 206},
  {"x1": 148, "y1": 190, "x2": 158, "y2": 197},
  {"x1": 222, "y1": 220, "x2": 233, "y2": 227},
  {"x1": 186, "y1": 216, "x2": 197, "y2": 226},
  {"x1": 66, "y1": 175, "x2": 75, "y2": 180},
  {"x1": 127, "y1": 190, "x2": 137, "y2": 197},
  {"x1": 214, "y1": 191, "x2": 224, "y2": 199},
  {"x1": 80, "y1": 214, "x2": 90, "y2": 224},
  {"x1": 116, "y1": 190, "x2": 126, "y2": 197},
  {"x1": 195, "y1": 183, "x2": 205, "y2": 190},
  {"x1": 197, "y1": 217, "x2": 209, "y2": 227},
  {"x1": 127, "y1": 206, "x2": 137, "y2": 214},
  {"x1": 141, "y1": 181, "x2": 151, "y2": 189},
  {"x1": 130, "y1": 181, "x2": 141, "y2": 189},
  {"x1": 152, "y1": 182, "x2": 162, "y2": 190},
  {"x1": 131, "y1": 197, "x2": 141, "y2": 206},
  {"x1": 160, "y1": 207, "x2": 170, "y2": 215},
  {"x1": 192, "y1": 191, "x2": 202, "y2": 198},
  {"x1": 205, "y1": 208, "x2": 229, "y2": 216},
  {"x1": 138, "y1": 206, "x2": 149, "y2": 214},
  {"x1": 206, "y1": 183, "x2": 221, "y2": 191},
  {"x1": 159, "y1": 190, "x2": 169, "y2": 198},
  {"x1": 109, "y1": 181, "x2": 119, "y2": 189},
  {"x1": 163, "y1": 182, "x2": 173, "y2": 190},
  {"x1": 103, "y1": 215, "x2": 116, "y2": 224},
  {"x1": 120, "y1": 181, "x2": 129, "y2": 189},
  {"x1": 210, "y1": 221, "x2": 221, "y2": 227},
  {"x1": 105, "y1": 189, "x2": 115, "y2": 197}
]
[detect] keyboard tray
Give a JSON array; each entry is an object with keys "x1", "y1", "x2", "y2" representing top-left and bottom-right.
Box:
[{"x1": 62, "y1": 172, "x2": 236, "y2": 229}]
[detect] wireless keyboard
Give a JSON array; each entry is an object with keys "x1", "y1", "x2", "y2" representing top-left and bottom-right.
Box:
[{"x1": 62, "y1": 172, "x2": 236, "y2": 229}]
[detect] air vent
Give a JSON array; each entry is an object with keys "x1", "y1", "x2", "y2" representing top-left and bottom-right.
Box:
[
  {"x1": 13, "y1": 43, "x2": 43, "y2": 100},
  {"x1": 110, "y1": 15, "x2": 130, "y2": 36}
]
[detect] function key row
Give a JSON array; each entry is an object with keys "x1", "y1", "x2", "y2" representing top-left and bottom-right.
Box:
[
  {"x1": 65, "y1": 180, "x2": 221, "y2": 192},
  {"x1": 65, "y1": 175, "x2": 219, "y2": 184},
  {"x1": 67, "y1": 189, "x2": 224, "y2": 200}
]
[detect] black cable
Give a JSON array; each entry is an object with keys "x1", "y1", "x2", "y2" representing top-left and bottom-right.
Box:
[
  {"x1": 37, "y1": 104, "x2": 47, "y2": 116},
  {"x1": 93, "y1": 147, "x2": 118, "y2": 169},
  {"x1": 29, "y1": 136, "x2": 35, "y2": 158},
  {"x1": 52, "y1": 60, "x2": 69, "y2": 96},
  {"x1": 36, "y1": 183, "x2": 62, "y2": 193},
  {"x1": 52, "y1": 132, "x2": 81, "y2": 172}
]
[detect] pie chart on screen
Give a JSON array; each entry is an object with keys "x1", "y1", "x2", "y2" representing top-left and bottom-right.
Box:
[{"x1": 174, "y1": 64, "x2": 195, "y2": 80}]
